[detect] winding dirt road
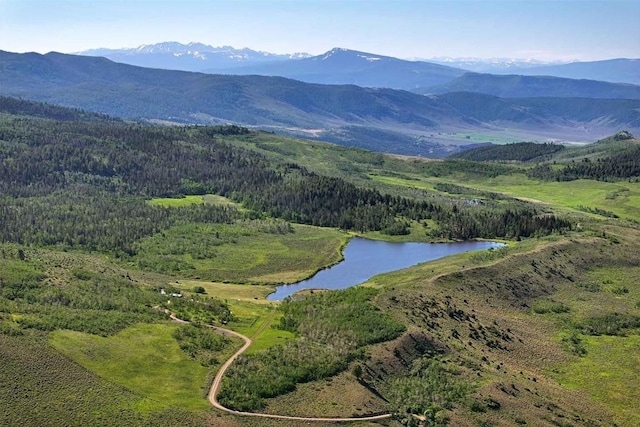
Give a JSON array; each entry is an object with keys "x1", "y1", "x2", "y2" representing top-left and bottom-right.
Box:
[{"x1": 170, "y1": 313, "x2": 392, "y2": 422}]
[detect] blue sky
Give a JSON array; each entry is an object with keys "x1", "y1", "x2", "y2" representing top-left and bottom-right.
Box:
[{"x1": 1, "y1": 0, "x2": 638, "y2": 61}]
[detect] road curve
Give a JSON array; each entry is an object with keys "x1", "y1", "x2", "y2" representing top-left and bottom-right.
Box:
[{"x1": 170, "y1": 314, "x2": 393, "y2": 422}]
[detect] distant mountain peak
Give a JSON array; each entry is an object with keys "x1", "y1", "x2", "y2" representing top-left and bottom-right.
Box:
[
  {"x1": 74, "y1": 42, "x2": 312, "y2": 72},
  {"x1": 317, "y1": 47, "x2": 390, "y2": 63}
]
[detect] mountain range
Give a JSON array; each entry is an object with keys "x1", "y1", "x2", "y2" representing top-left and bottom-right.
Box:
[
  {"x1": 76, "y1": 42, "x2": 640, "y2": 86},
  {"x1": 428, "y1": 57, "x2": 640, "y2": 84},
  {"x1": 76, "y1": 41, "x2": 311, "y2": 72},
  {"x1": 421, "y1": 73, "x2": 640, "y2": 99},
  {"x1": 1, "y1": 50, "x2": 638, "y2": 157},
  {"x1": 213, "y1": 47, "x2": 466, "y2": 90}
]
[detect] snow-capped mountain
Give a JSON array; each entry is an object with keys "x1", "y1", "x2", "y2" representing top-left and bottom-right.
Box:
[
  {"x1": 75, "y1": 42, "x2": 311, "y2": 72},
  {"x1": 425, "y1": 57, "x2": 564, "y2": 72},
  {"x1": 216, "y1": 47, "x2": 466, "y2": 90}
]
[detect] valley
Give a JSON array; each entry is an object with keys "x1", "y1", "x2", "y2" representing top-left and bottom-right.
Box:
[
  {"x1": 0, "y1": 98, "x2": 638, "y2": 427},
  {"x1": 1, "y1": 50, "x2": 638, "y2": 156}
]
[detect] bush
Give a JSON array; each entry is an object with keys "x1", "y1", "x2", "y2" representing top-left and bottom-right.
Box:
[{"x1": 581, "y1": 312, "x2": 640, "y2": 336}]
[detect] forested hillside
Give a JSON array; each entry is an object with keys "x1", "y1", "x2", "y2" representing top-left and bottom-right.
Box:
[
  {"x1": 0, "y1": 97, "x2": 570, "y2": 256},
  {"x1": 452, "y1": 142, "x2": 565, "y2": 162},
  {"x1": 2, "y1": 98, "x2": 638, "y2": 427}
]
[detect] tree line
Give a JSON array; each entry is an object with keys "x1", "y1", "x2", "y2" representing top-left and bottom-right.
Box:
[
  {"x1": 0, "y1": 97, "x2": 571, "y2": 256},
  {"x1": 527, "y1": 146, "x2": 640, "y2": 182}
]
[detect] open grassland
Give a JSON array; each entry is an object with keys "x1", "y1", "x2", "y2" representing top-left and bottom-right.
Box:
[
  {"x1": 0, "y1": 333, "x2": 211, "y2": 427},
  {"x1": 49, "y1": 323, "x2": 237, "y2": 412},
  {"x1": 470, "y1": 174, "x2": 640, "y2": 220},
  {"x1": 224, "y1": 301, "x2": 294, "y2": 354},
  {"x1": 176, "y1": 280, "x2": 275, "y2": 302},
  {"x1": 369, "y1": 170, "x2": 640, "y2": 221},
  {"x1": 132, "y1": 223, "x2": 348, "y2": 283},
  {"x1": 149, "y1": 194, "x2": 240, "y2": 208},
  {"x1": 553, "y1": 335, "x2": 640, "y2": 427}
]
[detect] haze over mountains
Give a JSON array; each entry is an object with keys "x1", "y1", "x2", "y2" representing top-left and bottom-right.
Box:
[
  {"x1": 2, "y1": 45, "x2": 639, "y2": 157},
  {"x1": 77, "y1": 42, "x2": 640, "y2": 86},
  {"x1": 77, "y1": 42, "x2": 311, "y2": 72},
  {"x1": 429, "y1": 57, "x2": 640, "y2": 84}
]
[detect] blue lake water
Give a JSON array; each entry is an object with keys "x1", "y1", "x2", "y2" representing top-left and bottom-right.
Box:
[{"x1": 267, "y1": 237, "x2": 504, "y2": 300}]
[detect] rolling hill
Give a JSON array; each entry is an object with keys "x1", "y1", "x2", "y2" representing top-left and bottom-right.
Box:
[
  {"x1": 1, "y1": 99, "x2": 639, "y2": 427},
  {"x1": 430, "y1": 58, "x2": 640, "y2": 85},
  {"x1": 419, "y1": 72, "x2": 640, "y2": 99},
  {"x1": 512, "y1": 58, "x2": 640, "y2": 85},
  {"x1": 1, "y1": 50, "x2": 639, "y2": 156}
]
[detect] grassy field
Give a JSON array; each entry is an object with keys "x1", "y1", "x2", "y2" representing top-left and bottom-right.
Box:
[
  {"x1": 50, "y1": 323, "x2": 242, "y2": 412},
  {"x1": 175, "y1": 280, "x2": 275, "y2": 302},
  {"x1": 554, "y1": 335, "x2": 640, "y2": 427},
  {"x1": 0, "y1": 332, "x2": 213, "y2": 427},
  {"x1": 148, "y1": 194, "x2": 240, "y2": 208},
  {"x1": 132, "y1": 223, "x2": 348, "y2": 283},
  {"x1": 369, "y1": 170, "x2": 640, "y2": 221},
  {"x1": 224, "y1": 300, "x2": 294, "y2": 354},
  {"x1": 471, "y1": 174, "x2": 640, "y2": 220}
]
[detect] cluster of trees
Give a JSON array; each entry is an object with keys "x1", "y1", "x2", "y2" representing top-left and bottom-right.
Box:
[
  {"x1": 172, "y1": 324, "x2": 233, "y2": 367},
  {"x1": 385, "y1": 358, "x2": 470, "y2": 426},
  {"x1": 218, "y1": 287, "x2": 405, "y2": 411},
  {"x1": 0, "y1": 101, "x2": 432, "y2": 246},
  {"x1": 527, "y1": 146, "x2": 640, "y2": 182},
  {"x1": 0, "y1": 193, "x2": 238, "y2": 256},
  {"x1": 435, "y1": 204, "x2": 571, "y2": 240},
  {"x1": 0, "y1": 257, "x2": 166, "y2": 336},
  {"x1": 453, "y1": 142, "x2": 565, "y2": 162},
  {"x1": 580, "y1": 312, "x2": 640, "y2": 336},
  {"x1": 1, "y1": 98, "x2": 572, "y2": 257}
]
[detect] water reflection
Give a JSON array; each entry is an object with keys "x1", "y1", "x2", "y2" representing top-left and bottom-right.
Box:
[{"x1": 267, "y1": 237, "x2": 504, "y2": 300}]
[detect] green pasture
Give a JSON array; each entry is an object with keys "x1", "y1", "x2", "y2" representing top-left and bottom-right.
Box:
[
  {"x1": 370, "y1": 171, "x2": 640, "y2": 221},
  {"x1": 148, "y1": 194, "x2": 239, "y2": 208},
  {"x1": 176, "y1": 280, "x2": 274, "y2": 302},
  {"x1": 554, "y1": 335, "x2": 640, "y2": 427},
  {"x1": 443, "y1": 131, "x2": 532, "y2": 145},
  {"x1": 472, "y1": 175, "x2": 640, "y2": 220},
  {"x1": 224, "y1": 301, "x2": 294, "y2": 354},
  {"x1": 133, "y1": 223, "x2": 347, "y2": 283},
  {"x1": 49, "y1": 323, "x2": 237, "y2": 412}
]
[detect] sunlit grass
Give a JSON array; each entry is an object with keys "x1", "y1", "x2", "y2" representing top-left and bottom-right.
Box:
[
  {"x1": 370, "y1": 171, "x2": 640, "y2": 221},
  {"x1": 133, "y1": 223, "x2": 347, "y2": 283},
  {"x1": 175, "y1": 280, "x2": 275, "y2": 303},
  {"x1": 147, "y1": 194, "x2": 239, "y2": 208},
  {"x1": 49, "y1": 323, "x2": 229, "y2": 412},
  {"x1": 554, "y1": 335, "x2": 640, "y2": 427}
]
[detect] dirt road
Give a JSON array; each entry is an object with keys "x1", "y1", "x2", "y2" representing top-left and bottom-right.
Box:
[{"x1": 170, "y1": 313, "x2": 392, "y2": 422}]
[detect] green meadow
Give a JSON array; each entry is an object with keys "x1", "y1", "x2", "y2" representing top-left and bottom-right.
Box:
[
  {"x1": 132, "y1": 222, "x2": 347, "y2": 283},
  {"x1": 50, "y1": 323, "x2": 242, "y2": 412}
]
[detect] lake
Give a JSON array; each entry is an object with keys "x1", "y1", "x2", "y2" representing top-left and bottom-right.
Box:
[{"x1": 267, "y1": 237, "x2": 504, "y2": 300}]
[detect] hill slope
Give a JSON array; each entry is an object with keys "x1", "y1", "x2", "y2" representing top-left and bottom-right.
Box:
[
  {"x1": 1, "y1": 51, "x2": 639, "y2": 154},
  {"x1": 515, "y1": 58, "x2": 640, "y2": 85},
  {"x1": 421, "y1": 72, "x2": 640, "y2": 99}
]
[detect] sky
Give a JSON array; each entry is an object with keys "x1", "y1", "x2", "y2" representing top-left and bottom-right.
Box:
[{"x1": 1, "y1": 0, "x2": 639, "y2": 62}]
